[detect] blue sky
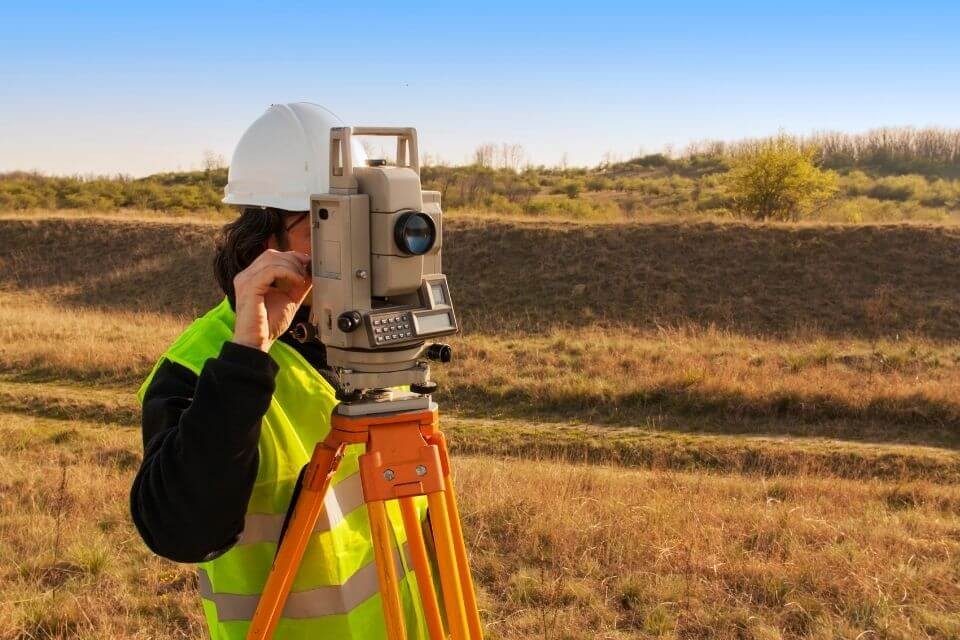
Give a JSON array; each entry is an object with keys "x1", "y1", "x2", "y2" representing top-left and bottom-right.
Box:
[{"x1": 1, "y1": 1, "x2": 959, "y2": 176}]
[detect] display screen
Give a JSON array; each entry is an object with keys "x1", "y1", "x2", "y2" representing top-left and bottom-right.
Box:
[
  {"x1": 430, "y1": 283, "x2": 446, "y2": 305},
  {"x1": 417, "y1": 312, "x2": 453, "y2": 334}
]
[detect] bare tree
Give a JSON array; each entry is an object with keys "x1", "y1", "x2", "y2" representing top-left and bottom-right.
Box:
[
  {"x1": 501, "y1": 143, "x2": 526, "y2": 171},
  {"x1": 421, "y1": 152, "x2": 445, "y2": 167},
  {"x1": 600, "y1": 150, "x2": 622, "y2": 169},
  {"x1": 361, "y1": 140, "x2": 395, "y2": 164},
  {"x1": 473, "y1": 143, "x2": 496, "y2": 168},
  {"x1": 202, "y1": 149, "x2": 226, "y2": 173}
]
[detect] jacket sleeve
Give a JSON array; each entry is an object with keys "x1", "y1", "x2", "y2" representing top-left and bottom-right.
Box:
[{"x1": 130, "y1": 341, "x2": 279, "y2": 563}]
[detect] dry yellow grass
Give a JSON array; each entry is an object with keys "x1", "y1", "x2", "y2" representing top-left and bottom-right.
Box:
[
  {"x1": 459, "y1": 458, "x2": 960, "y2": 639},
  {"x1": 442, "y1": 327, "x2": 960, "y2": 446},
  {"x1": 3, "y1": 413, "x2": 959, "y2": 639},
  {"x1": 3, "y1": 214, "x2": 960, "y2": 638},
  {"x1": 0, "y1": 291, "x2": 180, "y2": 384},
  {"x1": 4, "y1": 289, "x2": 960, "y2": 449},
  {"x1": 0, "y1": 413, "x2": 205, "y2": 640}
]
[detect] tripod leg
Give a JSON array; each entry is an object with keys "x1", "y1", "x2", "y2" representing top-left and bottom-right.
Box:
[
  {"x1": 429, "y1": 432, "x2": 483, "y2": 639},
  {"x1": 426, "y1": 492, "x2": 470, "y2": 640},
  {"x1": 247, "y1": 442, "x2": 344, "y2": 640},
  {"x1": 441, "y1": 473, "x2": 484, "y2": 639},
  {"x1": 399, "y1": 497, "x2": 445, "y2": 640},
  {"x1": 368, "y1": 500, "x2": 407, "y2": 640}
]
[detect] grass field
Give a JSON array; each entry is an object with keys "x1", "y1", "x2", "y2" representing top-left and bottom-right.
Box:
[
  {"x1": 4, "y1": 412, "x2": 960, "y2": 639},
  {"x1": 2, "y1": 213, "x2": 960, "y2": 638}
]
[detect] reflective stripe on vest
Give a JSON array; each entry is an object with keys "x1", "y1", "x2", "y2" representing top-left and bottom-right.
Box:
[
  {"x1": 139, "y1": 299, "x2": 431, "y2": 640},
  {"x1": 199, "y1": 543, "x2": 415, "y2": 621},
  {"x1": 238, "y1": 472, "x2": 364, "y2": 545}
]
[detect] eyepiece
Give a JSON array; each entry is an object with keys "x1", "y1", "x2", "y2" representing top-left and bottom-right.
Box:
[
  {"x1": 394, "y1": 211, "x2": 436, "y2": 256},
  {"x1": 290, "y1": 322, "x2": 317, "y2": 343}
]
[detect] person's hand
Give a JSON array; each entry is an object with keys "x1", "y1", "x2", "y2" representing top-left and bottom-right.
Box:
[{"x1": 231, "y1": 250, "x2": 312, "y2": 352}]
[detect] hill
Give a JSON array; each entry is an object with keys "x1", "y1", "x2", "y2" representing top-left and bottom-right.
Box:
[
  {"x1": 3, "y1": 214, "x2": 960, "y2": 338},
  {"x1": 3, "y1": 127, "x2": 960, "y2": 222}
]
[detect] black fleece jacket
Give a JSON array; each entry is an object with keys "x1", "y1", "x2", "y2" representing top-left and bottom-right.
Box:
[{"x1": 129, "y1": 311, "x2": 334, "y2": 563}]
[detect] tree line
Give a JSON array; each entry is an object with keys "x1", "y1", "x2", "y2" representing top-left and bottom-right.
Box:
[{"x1": 3, "y1": 127, "x2": 959, "y2": 221}]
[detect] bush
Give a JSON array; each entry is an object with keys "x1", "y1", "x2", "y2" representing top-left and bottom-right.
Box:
[
  {"x1": 619, "y1": 194, "x2": 642, "y2": 215},
  {"x1": 921, "y1": 179, "x2": 957, "y2": 207},
  {"x1": 839, "y1": 170, "x2": 873, "y2": 196},
  {"x1": 724, "y1": 137, "x2": 839, "y2": 221},
  {"x1": 549, "y1": 180, "x2": 584, "y2": 198},
  {"x1": 819, "y1": 196, "x2": 948, "y2": 223},
  {"x1": 479, "y1": 193, "x2": 523, "y2": 216},
  {"x1": 0, "y1": 171, "x2": 228, "y2": 213},
  {"x1": 585, "y1": 176, "x2": 613, "y2": 191},
  {"x1": 522, "y1": 196, "x2": 620, "y2": 220},
  {"x1": 630, "y1": 153, "x2": 671, "y2": 168},
  {"x1": 867, "y1": 175, "x2": 928, "y2": 202},
  {"x1": 633, "y1": 177, "x2": 669, "y2": 196}
]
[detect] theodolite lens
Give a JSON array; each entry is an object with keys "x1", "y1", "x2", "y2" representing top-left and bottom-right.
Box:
[{"x1": 394, "y1": 212, "x2": 436, "y2": 255}]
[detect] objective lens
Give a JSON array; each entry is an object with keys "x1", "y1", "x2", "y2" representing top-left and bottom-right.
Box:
[{"x1": 394, "y1": 212, "x2": 436, "y2": 255}]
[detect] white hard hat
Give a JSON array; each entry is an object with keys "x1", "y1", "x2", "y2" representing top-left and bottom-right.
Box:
[{"x1": 222, "y1": 102, "x2": 368, "y2": 211}]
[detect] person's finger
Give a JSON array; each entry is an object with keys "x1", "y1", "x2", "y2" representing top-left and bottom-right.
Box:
[
  {"x1": 271, "y1": 276, "x2": 311, "y2": 303},
  {"x1": 249, "y1": 249, "x2": 308, "y2": 276},
  {"x1": 248, "y1": 264, "x2": 309, "y2": 294},
  {"x1": 292, "y1": 252, "x2": 312, "y2": 277},
  {"x1": 248, "y1": 254, "x2": 308, "y2": 286},
  {"x1": 266, "y1": 250, "x2": 309, "y2": 277},
  {"x1": 246, "y1": 247, "x2": 281, "y2": 269}
]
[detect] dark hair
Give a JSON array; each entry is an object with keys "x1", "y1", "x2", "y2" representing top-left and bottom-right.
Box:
[{"x1": 213, "y1": 207, "x2": 304, "y2": 306}]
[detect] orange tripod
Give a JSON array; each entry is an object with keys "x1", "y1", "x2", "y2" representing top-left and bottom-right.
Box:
[{"x1": 246, "y1": 401, "x2": 483, "y2": 640}]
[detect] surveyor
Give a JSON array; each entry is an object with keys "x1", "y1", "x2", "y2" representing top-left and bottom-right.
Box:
[{"x1": 130, "y1": 103, "x2": 432, "y2": 639}]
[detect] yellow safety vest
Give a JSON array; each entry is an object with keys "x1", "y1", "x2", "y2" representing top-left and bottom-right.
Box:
[{"x1": 138, "y1": 299, "x2": 430, "y2": 639}]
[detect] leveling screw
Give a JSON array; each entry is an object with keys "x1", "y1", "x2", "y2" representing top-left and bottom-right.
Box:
[{"x1": 383, "y1": 469, "x2": 396, "y2": 481}]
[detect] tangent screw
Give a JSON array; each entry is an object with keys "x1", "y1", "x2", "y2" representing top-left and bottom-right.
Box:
[{"x1": 383, "y1": 469, "x2": 396, "y2": 481}]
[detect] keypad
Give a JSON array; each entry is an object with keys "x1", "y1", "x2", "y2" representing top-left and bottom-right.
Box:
[{"x1": 371, "y1": 313, "x2": 413, "y2": 344}]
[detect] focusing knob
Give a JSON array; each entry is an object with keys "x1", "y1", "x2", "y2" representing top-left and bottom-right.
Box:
[
  {"x1": 337, "y1": 311, "x2": 362, "y2": 333},
  {"x1": 425, "y1": 343, "x2": 452, "y2": 363}
]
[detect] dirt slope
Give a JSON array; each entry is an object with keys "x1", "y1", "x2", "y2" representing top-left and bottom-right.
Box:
[{"x1": 2, "y1": 215, "x2": 960, "y2": 338}]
